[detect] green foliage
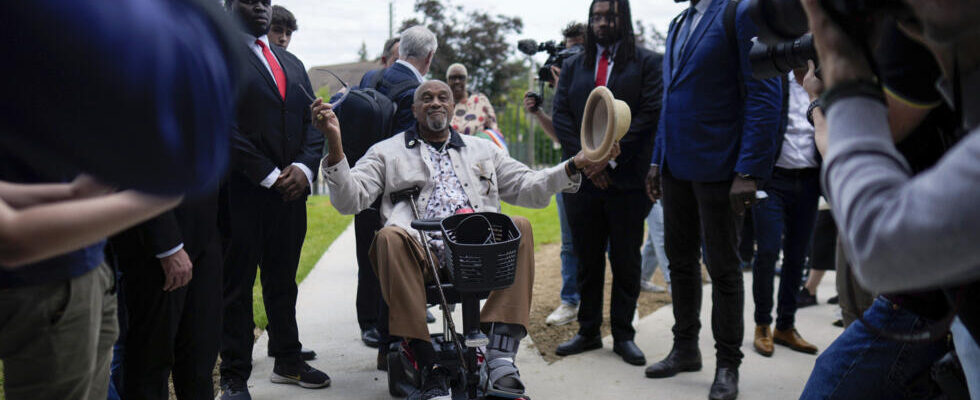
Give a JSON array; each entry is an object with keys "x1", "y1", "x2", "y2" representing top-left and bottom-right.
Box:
[
  {"x1": 315, "y1": 84, "x2": 332, "y2": 101},
  {"x1": 501, "y1": 199, "x2": 560, "y2": 250},
  {"x1": 494, "y1": 70, "x2": 564, "y2": 167},
  {"x1": 252, "y1": 196, "x2": 354, "y2": 330},
  {"x1": 399, "y1": 0, "x2": 524, "y2": 100}
]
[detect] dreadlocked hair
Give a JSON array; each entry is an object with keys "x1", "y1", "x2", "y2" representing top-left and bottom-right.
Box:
[{"x1": 584, "y1": 0, "x2": 637, "y2": 70}]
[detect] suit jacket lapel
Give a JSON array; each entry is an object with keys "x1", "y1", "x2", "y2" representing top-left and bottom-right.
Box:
[
  {"x1": 676, "y1": 0, "x2": 724, "y2": 73},
  {"x1": 245, "y1": 43, "x2": 281, "y2": 98},
  {"x1": 666, "y1": 12, "x2": 685, "y2": 83}
]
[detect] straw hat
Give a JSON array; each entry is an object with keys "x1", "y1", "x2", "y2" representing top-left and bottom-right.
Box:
[{"x1": 580, "y1": 86, "x2": 632, "y2": 161}]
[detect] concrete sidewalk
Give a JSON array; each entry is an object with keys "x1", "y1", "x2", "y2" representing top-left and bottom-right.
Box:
[{"x1": 241, "y1": 222, "x2": 842, "y2": 399}]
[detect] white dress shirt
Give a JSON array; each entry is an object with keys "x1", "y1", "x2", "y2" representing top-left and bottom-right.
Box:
[
  {"x1": 594, "y1": 42, "x2": 618, "y2": 85},
  {"x1": 245, "y1": 34, "x2": 314, "y2": 189},
  {"x1": 396, "y1": 59, "x2": 426, "y2": 83},
  {"x1": 776, "y1": 74, "x2": 819, "y2": 169}
]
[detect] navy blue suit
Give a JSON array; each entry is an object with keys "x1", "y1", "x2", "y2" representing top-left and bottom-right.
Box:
[
  {"x1": 378, "y1": 62, "x2": 422, "y2": 134},
  {"x1": 551, "y1": 45, "x2": 663, "y2": 341},
  {"x1": 655, "y1": 0, "x2": 781, "y2": 369}
]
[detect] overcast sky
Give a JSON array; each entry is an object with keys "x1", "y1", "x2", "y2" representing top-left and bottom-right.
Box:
[{"x1": 272, "y1": 0, "x2": 687, "y2": 68}]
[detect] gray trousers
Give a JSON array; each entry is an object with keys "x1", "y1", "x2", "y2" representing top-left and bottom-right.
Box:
[{"x1": 0, "y1": 264, "x2": 118, "y2": 400}]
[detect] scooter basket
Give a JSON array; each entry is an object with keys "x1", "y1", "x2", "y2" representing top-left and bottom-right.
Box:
[{"x1": 440, "y1": 212, "x2": 521, "y2": 293}]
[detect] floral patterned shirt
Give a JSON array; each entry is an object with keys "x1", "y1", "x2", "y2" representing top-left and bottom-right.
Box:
[
  {"x1": 451, "y1": 93, "x2": 499, "y2": 136},
  {"x1": 422, "y1": 140, "x2": 472, "y2": 259}
]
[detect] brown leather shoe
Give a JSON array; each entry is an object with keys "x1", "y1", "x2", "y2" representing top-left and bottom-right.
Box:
[
  {"x1": 753, "y1": 325, "x2": 774, "y2": 357},
  {"x1": 774, "y1": 327, "x2": 818, "y2": 354}
]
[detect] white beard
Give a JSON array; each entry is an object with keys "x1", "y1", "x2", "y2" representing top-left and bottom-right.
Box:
[{"x1": 427, "y1": 114, "x2": 449, "y2": 132}]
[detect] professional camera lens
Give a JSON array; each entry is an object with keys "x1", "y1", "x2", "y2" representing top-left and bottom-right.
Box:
[
  {"x1": 749, "y1": 34, "x2": 816, "y2": 79},
  {"x1": 748, "y1": 0, "x2": 810, "y2": 44}
]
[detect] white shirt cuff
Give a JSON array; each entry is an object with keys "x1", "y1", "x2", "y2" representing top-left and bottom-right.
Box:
[
  {"x1": 291, "y1": 162, "x2": 314, "y2": 189},
  {"x1": 260, "y1": 168, "x2": 282, "y2": 189},
  {"x1": 608, "y1": 160, "x2": 618, "y2": 169},
  {"x1": 155, "y1": 243, "x2": 184, "y2": 259}
]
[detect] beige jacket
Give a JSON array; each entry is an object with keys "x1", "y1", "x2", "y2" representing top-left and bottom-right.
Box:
[{"x1": 322, "y1": 128, "x2": 581, "y2": 237}]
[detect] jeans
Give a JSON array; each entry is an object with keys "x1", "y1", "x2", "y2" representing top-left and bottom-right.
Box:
[
  {"x1": 641, "y1": 201, "x2": 670, "y2": 284},
  {"x1": 952, "y1": 317, "x2": 980, "y2": 399},
  {"x1": 751, "y1": 168, "x2": 820, "y2": 330},
  {"x1": 661, "y1": 169, "x2": 744, "y2": 367},
  {"x1": 801, "y1": 296, "x2": 947, "y2": 399},
  {"x1": 556, "y1": 192, "x2": 580, "y2": 305}
]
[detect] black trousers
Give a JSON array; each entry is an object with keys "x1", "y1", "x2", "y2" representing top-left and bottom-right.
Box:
[
  {"x1": 221, "y1": 176, "x2": 307, "y2": 380},
  {"x1": 661, "y1": 168, "x2": 745, "y2": 368},
  {"x1": 121, "y1": 238, "x2": 222, "y2": 400},
  {"x1": 355, "y1": 207, "x2": 383, "y2": 332},
  {"x1": 564, "y1": 188, "x2": 651, "y2": 341}
]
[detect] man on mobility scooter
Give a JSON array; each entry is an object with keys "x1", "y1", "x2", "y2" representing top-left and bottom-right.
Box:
[{"x1": 312, "y1": 80, "x2": 614, "y2": 399}]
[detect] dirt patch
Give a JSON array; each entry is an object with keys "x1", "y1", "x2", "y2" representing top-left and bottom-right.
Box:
[{"x1": 527, "y1": 243, "x2": 708, "y2": 363}]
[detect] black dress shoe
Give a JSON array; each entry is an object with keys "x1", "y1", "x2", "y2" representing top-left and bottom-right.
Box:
[
  {"x1": 613, "y1": 340, "x2": 646, "y2": 366},
  {"x1": 709, "y1": 367, "x2": 739, "y2": 400},
  {"x1": 644, "y1": 347, "x2": 702, "y2": 378},
  {"x1": 555, "y1": 334, "x2": 602, "y2": 356},
  {"x1": 361, "y1": 328, "x2": 381, "y2": 348}
]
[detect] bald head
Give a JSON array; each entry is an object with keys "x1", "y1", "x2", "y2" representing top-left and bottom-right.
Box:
[
  {"x1": 413, "y1": 80, "x2": 454, "y2": 104},
  {"x1": 412, "y1": 80, "x2": 454, "y2": 135}
]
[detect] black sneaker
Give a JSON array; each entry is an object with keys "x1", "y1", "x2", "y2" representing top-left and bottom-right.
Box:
[
  {"x1": 796, "y1": 288, "x2": 818, "y2": 308},
  {"x1": 827, "y1": 295, "x2": 839, "y2": 305},
  {"x1": 219, "y1": 376, "x2": 251, "y2": 400},
  {"x1": 270, "y1": 359, "x2": 331, "y2": 388},
  {"x1": 421, "y1": 364, "x2": 452, "y2": 400}
]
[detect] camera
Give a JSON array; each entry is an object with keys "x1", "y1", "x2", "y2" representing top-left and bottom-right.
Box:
[
  {"x1": 748, "y1": 0, "x2": 911, "y2": 45},
  {"x1": 518, "y1": 39, "x2": 584, "y2": 85},
  {"x1": 749, "y1": 34, "x2": 817, "y2": 79}
]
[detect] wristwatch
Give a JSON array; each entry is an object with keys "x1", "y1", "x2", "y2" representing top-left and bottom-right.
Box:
[{"x1": 566, "y1": 159, "x2": 582, "y2": 175}]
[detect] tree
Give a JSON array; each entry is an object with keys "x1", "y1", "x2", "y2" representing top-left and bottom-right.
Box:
[
  {"x1": 398, "y1": 0, "x2": 525, "y2": 101},
  {"x1": 635, "y1": 20, "x2": 668, "y2": 53},
  {"x1": 357, "y1": 41, "x2": 369, "y2": 62}
]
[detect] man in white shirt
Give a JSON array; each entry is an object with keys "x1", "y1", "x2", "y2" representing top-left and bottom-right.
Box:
[{"x1": 749, "y1": 71, "x2": 821, "y2": 359}]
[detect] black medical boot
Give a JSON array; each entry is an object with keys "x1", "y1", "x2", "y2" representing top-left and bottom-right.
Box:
[{"x1": 484, "y1": 323, "x2": 527, "y2": 398}]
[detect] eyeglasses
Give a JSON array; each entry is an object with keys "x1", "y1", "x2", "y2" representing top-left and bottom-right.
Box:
[
  {"x1": 300, "y1": 68, "x2": 350, "y2": 108},
  {"x1": 590, "y1": 13, "x2": 619, "y2": 23}
]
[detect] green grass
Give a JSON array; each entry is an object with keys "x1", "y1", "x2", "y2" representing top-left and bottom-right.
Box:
[
  {"x1": 501, "y1": 197, "x2": 561, "y2": 250},
  {"x1": 251, "y1": 196, "x2": 354, "y2": 330}
]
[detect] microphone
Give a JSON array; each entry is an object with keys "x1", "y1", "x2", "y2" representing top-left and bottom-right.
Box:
[{"x1": 517, "y1": 39, "x2": 539, "y2": 56}]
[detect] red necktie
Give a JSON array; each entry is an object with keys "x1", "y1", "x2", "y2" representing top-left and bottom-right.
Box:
[
  {"x1": 256, "y1": 39, "x2": 286, "y2": 100},
  {"x1": 595, "y1": 49, "x2": 610, "y2": 87}
]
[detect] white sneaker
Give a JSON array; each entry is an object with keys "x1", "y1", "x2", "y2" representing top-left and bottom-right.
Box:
[
  {"x1": 546, "y1": 303, "x2": 578, "y2": 326},
  {"x1": 641, "y1": 281, "x2": 667, "y2": 293}
]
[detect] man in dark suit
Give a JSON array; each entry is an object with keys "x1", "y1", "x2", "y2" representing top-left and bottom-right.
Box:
[
  {"x1": 644, "y1": 0, "x2": 781, "y2": 399},
  {"x1": 552, "y1": 0, "x2": 663, "y2": 367},
  {"x1": 219, "y1": 0, "x2": 327, "y2": 398},
  {"x1": 379, "y1": 25, "x2": 437, "y2": 134},
  {"x1": 110, "y1": 190, "x2": 224, "y2": 400}
]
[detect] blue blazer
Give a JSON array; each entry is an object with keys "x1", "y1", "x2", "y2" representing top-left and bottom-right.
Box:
[
  {"x1": 652, "y1": 0, "x2": 782, "y2": 182},
  {"x1": 379, "y1": 62, "x2": 422, "y2": 134}
]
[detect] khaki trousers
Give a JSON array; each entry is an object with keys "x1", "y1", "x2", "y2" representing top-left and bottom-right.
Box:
[
  {"x1": 369, "y1": 216, "x2": 535, "y2": 341},
  {"x1": 0, "y1": 263, "x2": 118, "y2": 400}
]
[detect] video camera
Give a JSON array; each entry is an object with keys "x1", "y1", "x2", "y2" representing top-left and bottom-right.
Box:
[
  {"x1": 517, "y1": 39, "x2": 584, "y2": 86},
  {"x1": 749, "y1": 34, "x2": 816, "y2": 80}
]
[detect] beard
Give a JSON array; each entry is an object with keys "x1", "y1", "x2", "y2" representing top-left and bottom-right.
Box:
[{"x1": 426, "y1": 114, "x2": 449, "y2": 132}]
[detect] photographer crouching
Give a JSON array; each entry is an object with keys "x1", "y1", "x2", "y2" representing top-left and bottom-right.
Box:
[{"x1": 792, "y1": 0, "x2": 980, "y2": 397}]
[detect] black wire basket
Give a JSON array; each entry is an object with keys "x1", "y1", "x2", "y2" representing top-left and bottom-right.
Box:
[{"x1": 439, "y1": 212, "x2": 522, "y2": 293}]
